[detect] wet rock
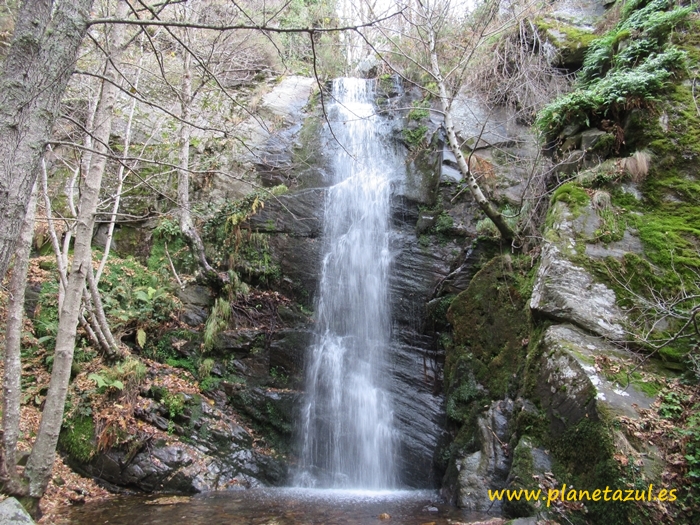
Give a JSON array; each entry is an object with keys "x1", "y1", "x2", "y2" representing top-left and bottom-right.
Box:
[
  {"x1": 531, "y1": 243, "x2": 625, "y2": 340},
  {"x1": 178, "y1": 284, "x2": 215, "y2": 326},
  {"x1": 389, "y1": 333, "x2": 446, "y2": 487},
  {"x1": 177, "y1": 284, "x2": 214, "y2": 307},
  {"x1": 226, "y1": 385, "x2": 299, "y2": 444},
  {"x1": 250, "y1": 189, "x2": 325, "y2": 238},
  {"x1": 450, "y1": 92, "x2": 531, "y2": 150},
  {"x1": 536, "y1": 17, "x2": 596, "y2": 68},
  {"x1": 0, "y1": 498, "x2": 36, "y2": 525},
  {"x1": 581, "y1": 129, "x2": 607, "y2": 151},
  {"x1": 73, "y1": 395, "x2": 285, "y2": 492},
  {"x1": 180, "y1": 305, "x2": 208, "y2": 327},
  {"x1": 268, "y1": 329, "x2": 312, "y2": 386}
]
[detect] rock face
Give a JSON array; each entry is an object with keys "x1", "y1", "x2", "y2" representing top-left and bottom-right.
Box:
[
  {"x1": 0, "y1": 498, "x2": 36, "y2": 525},
  {"x1": 537, "y1": 324, "x2": 654, "y2": 434},
  {"x1": 73, "y1": 395, "x2": 287, "y2": 493},
  {"x1": 530, "y1": 242, "x2": 626, "y2": 340},
  {"x1": 530, "y1": 201, "x2": 626, "y2": 341},
  {"x1": 456, "y1": 399, "x2": 514, "y2": 513},
  {"x1": 241, "y1": 84, "x2": 476, "y2": 488}
]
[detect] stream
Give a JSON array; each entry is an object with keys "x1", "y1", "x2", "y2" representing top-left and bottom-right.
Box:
[{"x1": 57, "y1": 488, "x2": 490, "y2": 524}]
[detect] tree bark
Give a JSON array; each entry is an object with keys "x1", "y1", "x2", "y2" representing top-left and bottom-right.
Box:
[
  {"x1": 0, "y1": 0, "x2": 94, "y2": 282},
  {"x1": 177, "y1": 19, "x2": 215, "y2": 276},
  {"x1": 0, "y1": 185, "x2": 37, "y2": 496},
  {"x1": 427, "y1": 29, "x2": 515, "y2": 242},
  {"x1": 23, "y1": 0, "x2": 128, "y2": 498}
]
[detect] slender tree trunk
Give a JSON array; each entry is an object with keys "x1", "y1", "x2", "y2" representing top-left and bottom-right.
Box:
[
  {"x1": 23, "y1": 1, "x2": 128, "y2": 501},
  {"x1": 427, "y1": 25, "x2": 515, "y2": 241},
  {"x1": 42, "y1": 160, "x2": 106, "y2": 352},
  {"x1": 95, "y1": 41, "x2": 144, "y2": 285},
  {"x1": 0, "y1": 0, "x2": 94, "y2": 281},
  {"x1": 177, "y1": 31, "x2": 214, "y2": 276},
  {"x1": 0, "y1": 185, "x2": 38, "y2": 496}
]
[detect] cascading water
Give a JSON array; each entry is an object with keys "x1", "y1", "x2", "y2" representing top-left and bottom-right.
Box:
[{"x1": 296, "y1": 78, "x2": 401, "y2": 489}]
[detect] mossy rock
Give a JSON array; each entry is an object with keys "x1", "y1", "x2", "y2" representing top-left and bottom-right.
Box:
[
  {"x1": 503, "y1": 436, "x2": 552, "y2": 518},
  {"x1": 446, "y1": 255, "x2": 532, "y2": 399},
  {"x1": 58, "y1": 414, "x2": 96, "y2": 464},
  {"x1": 535, "y1": 16, "x2": 597, "y2": 68}
]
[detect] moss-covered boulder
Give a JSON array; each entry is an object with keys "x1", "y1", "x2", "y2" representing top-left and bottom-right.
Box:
[
  {"x1": 532, "y1": 201, "x2": 626, "y2": 341},
  {"x1": 446, "y1": 255, "x2": 532, "y2": 400},
  {"x1": 503, "y1": 436, "x2": 553, "y2": 518}
]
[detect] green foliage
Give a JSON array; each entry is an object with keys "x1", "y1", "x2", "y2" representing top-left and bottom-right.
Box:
[
  {"x1": 537, "y1": 0, "x2": 690, "y2": 140},
  {"x1": 403, "y1": 125, "x2": 428, "y2": 148},
  {"x1": 269, "y1": 366, "x2": 289, "y2": 387},
  {"x1": 659, "y1": 390, "x2": 687, "y2": 419},
  {"x1": 88, "y1": 373, "x2": 124, "y2": 392},
  {"x1": 98, "y1": 255, "x2": 180, "y2": 333},
  {"x1": 35, "y1": 276, "x2": 60, "y2": 351},
  {"x1": 203, "y1": 298, "x2": 231, "y2": 351},
  {"x1": 198, "y1": 358, "x2": 215, "y2": 379},
  {"x1": 271, "y1": 0, "x2": 345, "y2": 77},
  {"x1": 200, "y1": 376, "x2": 222, "y2": 392},
  {"x1": 203, "y1": 187, "x2": 285, "y2": 285},
  {"x1": 87, "y1": 358, "x2": 146, "y2": 394},
  {"x1": 162, "y1": 391, "x2": 186, "y2": 420},
  {"x1": 655, "y1": 389, "x2": 700, "y2": 514},
  {"x1": 59, "y1": 415, "x2": 96, "y2": 463},
  {"x1": 407, "y1": 99, "x2": 430, "y2": 121},
  {"x1": 147, "y1": 217, "x2": 196, "y2": 277},
  {"x1": 165, "y1": 356, "x2": 197, "y2": 376},
  {"x1": 434, "y1": 212, "x2": 454, "y2": 235},
  {"x1": 105, "y1": 356, "x2": 148, "y2": 392}
]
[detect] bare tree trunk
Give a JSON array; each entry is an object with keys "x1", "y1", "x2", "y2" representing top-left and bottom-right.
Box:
[
  {"x1": 41, "y1": 160, "x2": 105, "y2": 352},
  {"x1": 23, "y1": 1, "x2": 128, "y2": 501},
  {"x1": 0, "y1": 185, "x2": 38, "y2": 496},
  {"x1": 95, "y1": 40, "x2": 144, "y2": 285},
  {"x1": 177, "y1": 22, "x2": 215, "y2": 276},
  {"x1": 0, "y1": 0, "x2": 94, "y2": 281},
  {"x1": 427, "y1": 29, "x2": 516, "y2": 242}
]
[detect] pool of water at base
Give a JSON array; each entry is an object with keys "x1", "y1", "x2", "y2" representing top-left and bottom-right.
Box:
[{"x1": 57, "y1": 488, "x2": 493, "y2": 525}]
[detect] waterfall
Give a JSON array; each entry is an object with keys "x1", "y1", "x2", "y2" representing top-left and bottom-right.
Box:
[{"x1": 296, "y1": 78, "x2": 400, "y2": 489}]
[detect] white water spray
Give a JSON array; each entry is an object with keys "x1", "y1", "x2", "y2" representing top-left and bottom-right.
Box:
[{"x1": 296, "y1": 78, "x2": 400, "y2": 489}]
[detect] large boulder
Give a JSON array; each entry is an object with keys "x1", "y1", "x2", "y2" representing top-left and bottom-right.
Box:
[
  {"x1": 530, "y1": 201, "x2": 626, "y2": 341},
  {"x1": 70, "y1": 395, "x2": 286, "y2": 492},
  {"x1": 0, "y1": 498, "x2": 35, "y2": 525},
  {"x1": 456, "y1": 399, "x2": 514, "y2": 513},
  {"x1": 536, "y1": 324, "x2": 654, "y2": 433}
]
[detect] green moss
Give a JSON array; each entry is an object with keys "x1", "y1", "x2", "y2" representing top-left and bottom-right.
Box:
[
  {"x1": 551, "y1": 182, "x2": 590, "y2": 211},
  {"x1": 503, "y1": 437, "x2": 539, "y2": 517},
  {"x1": 434, "y1": 212, "x2": 454, "y2": 235},
  {"x1": 549, "y1": 418, "x2": 633, "y2": 525},
  {"x1": 446, "y1": 256, "x2": 532, "y2": 399},
  {"x1": 403, "y1": 125, "x2": 428, "y2": 148},
  {"x1": 59, "y1": 415, "x2": 96, "y2": 463},
  {"x1": 535, "y1": 16, "x2": 597, "y2": 66}
]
